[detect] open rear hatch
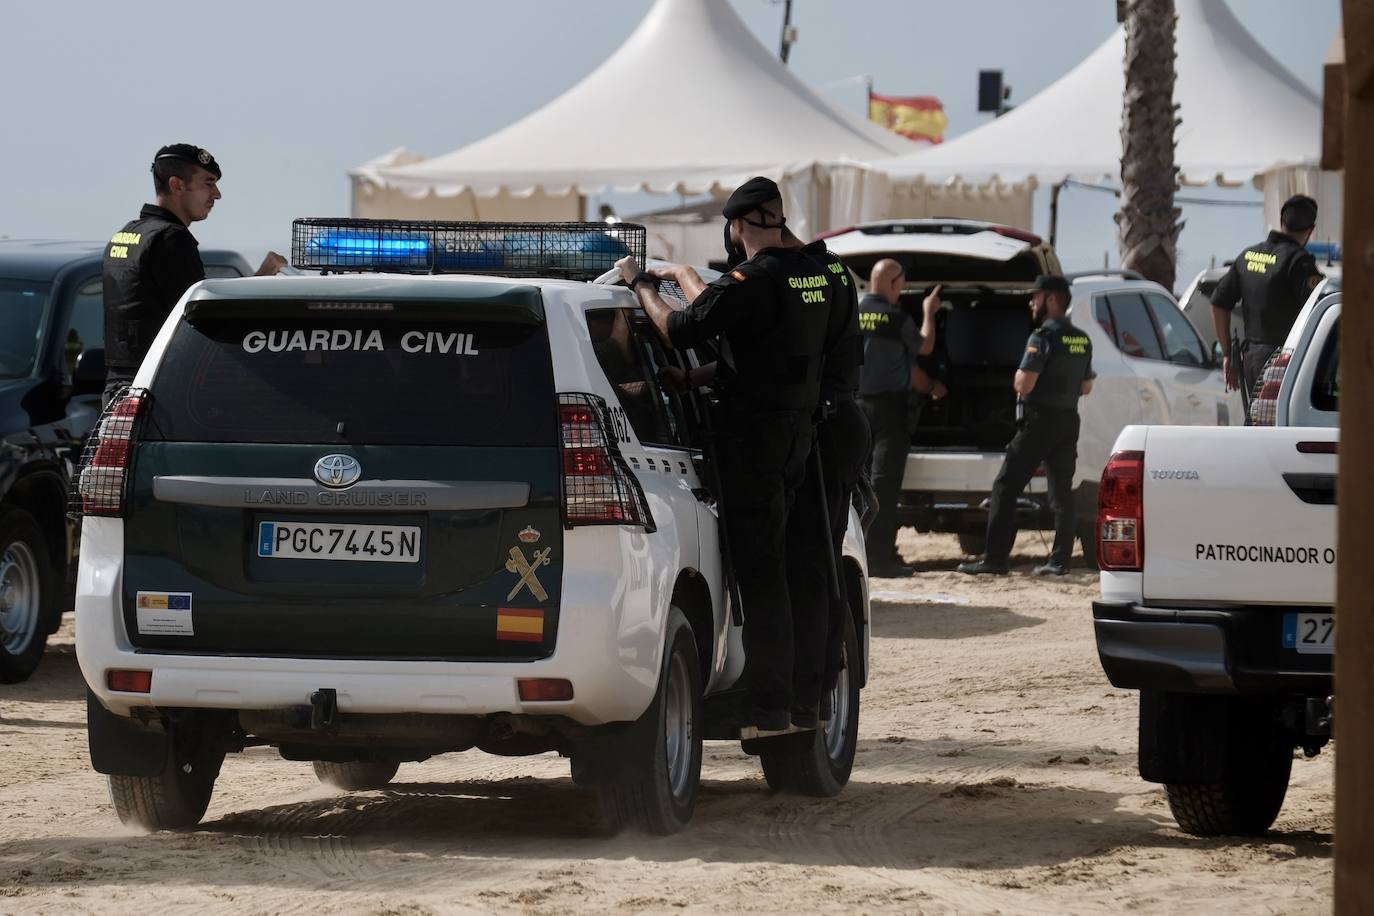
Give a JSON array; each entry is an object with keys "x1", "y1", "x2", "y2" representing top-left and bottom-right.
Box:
[{"x1": 122, "y1": 286, "x2": 564, "y2": 660}]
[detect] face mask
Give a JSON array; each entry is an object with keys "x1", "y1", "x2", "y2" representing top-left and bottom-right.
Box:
[{"x1": 723, "y1": 221, "x2": 746, "y2": 269}]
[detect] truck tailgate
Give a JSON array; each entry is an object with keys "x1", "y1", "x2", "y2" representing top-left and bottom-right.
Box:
[{"x1": 1141, "y1": 426, "x2": 1337, "y2": 605}]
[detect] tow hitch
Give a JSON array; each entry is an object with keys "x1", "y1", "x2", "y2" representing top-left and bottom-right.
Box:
[{"x1": 309, "y1": 688, "x2": 338, "y2": 732}]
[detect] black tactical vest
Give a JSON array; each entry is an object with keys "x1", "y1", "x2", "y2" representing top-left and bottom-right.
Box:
[
  {"x1": 102, "y1": 205, "x2": 204, "y2": 373},
  {"x1": 801, "y1": 240, "x2": 862, "y2": 398},
  {"x1": 721, "y1": 248, "x2": 831, "y2": 413}
]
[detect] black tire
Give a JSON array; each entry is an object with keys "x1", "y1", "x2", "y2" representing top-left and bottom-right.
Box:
[
  {"x1": 108, "y1": 729, "x2": 224, "y2": 830},
  {"x1": 956, "y1": 530, "x2": 986, "y2": 557},
  {"x1": 759, "y1": 612, "x2": 861, "y2": 797},
  {"x1": 313, "y1": 759, "x2": 400, "y2": 791},
  {"x1": 0, "y1": 507, "x2": 57, "y2": 684},
  {"x1": 1163, "y1": 710, "x2": 1294, "y2": 837},
  {"x1": 596, "y1": 608, "x2": 703, "y2": 835}
]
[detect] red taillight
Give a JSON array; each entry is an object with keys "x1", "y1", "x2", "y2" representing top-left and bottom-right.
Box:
[
  {"x1": 1097, "y1": 450, "x2": 1144, "y2": 572},
  {"x1": 990, "y1": 225, "x2": 1044, "y2": 246},
  {"x1": 1297, "y1": 440, "x2": 1337, "y2": 454},
  {"x1": 557, "y1": 395, "x2": 652, "y2": 529},
  {"x1": 107, "y1": 669, "x2": 152, "y2": 693},
  {"x1": 517, "y1": 678, "x2": 573, "y2": 702},
  {"x1": 811, "y1": 225, "x2": 857, "y2": 241},
  {"x1": 78, "y1": 391, "x2": 146, "y2": 517},
  {"x1": 1246, "y1": 350, "x2": 1291, "y2": 426}
]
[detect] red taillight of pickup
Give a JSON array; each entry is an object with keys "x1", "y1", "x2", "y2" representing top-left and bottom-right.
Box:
[
  {"x1": 1246, "y1": 350, "x2": 1292, "y2": 426},
  {"x1": 1097, "y1": 450, "x2": 1144, "y2": 572},
  {"x1": 558, "y1": 393, "x2": 654, "y2": 529},
  {"x1": 76, "y1": 390, "x2": 147, "y2": 517}
]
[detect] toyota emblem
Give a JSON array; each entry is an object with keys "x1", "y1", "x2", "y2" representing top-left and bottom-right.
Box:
[{"x1": 313, "y1": 454, "x2": 361, "y2": 489}]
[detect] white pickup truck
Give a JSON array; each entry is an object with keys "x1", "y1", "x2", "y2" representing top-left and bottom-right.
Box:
[{"x1": 1092, "y1": 289, "x2": 1340, "y2": 837}]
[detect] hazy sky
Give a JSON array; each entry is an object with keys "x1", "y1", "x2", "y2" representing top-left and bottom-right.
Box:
[{"x1": 1, "y1": 0, "x2": 1340, "y2": 285}]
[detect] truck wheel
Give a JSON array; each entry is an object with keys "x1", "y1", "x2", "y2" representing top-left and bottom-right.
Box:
[
  {"x1": 0, "y1": 508, "x2": 56, "y2": 684},
  {"x1": 956, "y1": 530, "x2": 986, "y2": 557},
  {"x1": 1163, "y1": 712, "x2": 1293, "y2": 837},
  {"x1": 596, "y1": 608, "x2": 702, "y2": 835},
  {"x1": 108, "y1": 728, "x2": 225, "y2": 830},
  {"x1": 313, "y1": 760, "x2": 399, "y2": 791},
  {"x1": 759, "y1": 611, "x2": 861, "y2": 797}
]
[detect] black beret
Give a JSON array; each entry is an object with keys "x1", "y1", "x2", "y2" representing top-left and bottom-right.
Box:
[
  {"x1": 1280, "y1": 194, "x2": 1317, "y2": 231},
  {"x1": 151, "y1": 143, "x2": 222, "y2": 179},
  {"x1": 1032, "y1": 274, "x2": 1070, "y2": 296},
  {"x1": 722, "y1": 176, "x2": 782, "y2": 219}
]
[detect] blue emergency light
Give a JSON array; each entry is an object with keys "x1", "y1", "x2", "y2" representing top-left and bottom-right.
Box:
[{"x1": 291, "y1": 218, "x2": 644, "y2": 280}]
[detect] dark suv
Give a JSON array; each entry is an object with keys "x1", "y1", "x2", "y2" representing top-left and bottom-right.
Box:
[{"x1": 0, "y1": 240, "x2": 249, "y2": 681}]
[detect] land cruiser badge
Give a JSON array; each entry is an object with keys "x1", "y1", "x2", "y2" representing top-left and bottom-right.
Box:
[{"x1": 506, "y1": 546, "x2": 551, "y2": 601}]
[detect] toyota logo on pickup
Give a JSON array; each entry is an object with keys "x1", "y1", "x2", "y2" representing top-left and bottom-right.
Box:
[
  {"x1": 1150, "y1": 469, "x2": 1200, "y2": 480},
  {"x1": 314, "y1": 454, "x2": 361, "y2": 488}
]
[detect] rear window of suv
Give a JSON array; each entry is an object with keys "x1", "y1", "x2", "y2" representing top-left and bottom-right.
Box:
[{"x1": 144, "y1": 309, "x2": 556, "y2": 446}]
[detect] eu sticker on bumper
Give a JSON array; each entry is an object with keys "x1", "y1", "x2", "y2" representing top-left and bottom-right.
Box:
[{"x1": 135, "y1": 591, "x2": 194, "y2": 637}]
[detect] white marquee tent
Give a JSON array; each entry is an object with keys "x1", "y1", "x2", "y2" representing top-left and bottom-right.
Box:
[
  {"x1": 349, "y1": 0, "x2": 1033, "y2": 239},
  {"x1": 877, "y1": 0, "x2": 1339, "y2": 241}
]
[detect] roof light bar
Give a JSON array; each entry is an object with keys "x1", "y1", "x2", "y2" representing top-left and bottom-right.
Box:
[{"x1": 291, "y1": 218, "x2": 646, "y2": 281}]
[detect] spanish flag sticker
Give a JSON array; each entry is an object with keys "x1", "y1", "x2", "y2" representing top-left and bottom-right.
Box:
[
  {"x1": 496, "y1": 608, "x2": 544, "y2": 643},
  {"x1": 731, "y1": 270, "x2": 747, "y2": 282}
]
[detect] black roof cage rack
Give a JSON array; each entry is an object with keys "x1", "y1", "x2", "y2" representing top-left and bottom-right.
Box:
[{"x1": 291, "y1": 218, "x2": 646, "y2": 281}]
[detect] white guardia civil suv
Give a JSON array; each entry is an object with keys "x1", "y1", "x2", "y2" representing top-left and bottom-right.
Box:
[{"x1": 73, "y1": 220, "x2": 871, "y2": 836}]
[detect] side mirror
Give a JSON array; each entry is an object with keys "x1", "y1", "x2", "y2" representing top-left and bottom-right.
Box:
[
  {"x1": 73, "y1": 348, "x2": 106, "y2": 394},
  {"x1": 1211, "y1": 340, "x2": 1224, "y2": 366}
]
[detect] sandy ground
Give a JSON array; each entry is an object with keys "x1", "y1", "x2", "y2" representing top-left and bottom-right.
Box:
[{"x1": 0, "y1": 532, "x2": 1332, "y2": 915}]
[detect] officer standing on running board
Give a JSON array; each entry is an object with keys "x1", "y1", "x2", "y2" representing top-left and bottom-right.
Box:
[
  {"x1": 1210, "y1": 194, "x2": 1324, "y2": 404},
  {"x1": 959, "y1": 275, "x2": 1094, "y2": 577},
  {"x1": 103, "y1": 144, "x2": 286, "y2": 408},
  {"x1": 617, "y1": 177, "x2": 830, "y2": 735}
]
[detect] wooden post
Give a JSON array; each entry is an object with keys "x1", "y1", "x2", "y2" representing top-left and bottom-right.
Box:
[{"x1": 1336, "y1": 2, "x2": 1373, "y2": 913}]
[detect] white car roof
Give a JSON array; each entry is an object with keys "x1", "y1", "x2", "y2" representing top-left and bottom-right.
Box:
[{"x1": 823, "y1": 227, "x2": 1030, "y2": 263}]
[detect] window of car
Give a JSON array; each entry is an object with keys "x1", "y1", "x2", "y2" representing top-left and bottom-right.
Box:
[
  {"x1": 1143, "y1": 293, "x2": 1207, "y2": 367},
  {"x1": 204, "y1": 264, "x2": 246, "y2": 279},
  {"x1": 585, "y1": 308, "x2": 682, "y2": 447},
  {"x1": 64, "y1": 277, "x2": 104, "y2": 377},
  {"x1": 1311, "y1": 315, "x2": 1339, "y2": 413},
  {"x1": 0, "y1": 279, "x2": 51, "y2": 379},
  {"x1": 1102, "y1": 292, "x2": 1165, "y2": 361}
]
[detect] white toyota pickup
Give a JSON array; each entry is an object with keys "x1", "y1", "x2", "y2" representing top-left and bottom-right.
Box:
[{"x1": 1092, "y1": 290, "x2": 1340, "y2": 837}]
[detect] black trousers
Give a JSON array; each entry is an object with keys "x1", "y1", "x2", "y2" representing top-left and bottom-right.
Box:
[
  {"x1": 1240, "y1": 340, "x2": 1279, "y2": 407},
  {"x1": 984, "y1": 405, "x2": 1080, "y2": 567},
  {"x1": 717, "y1": 407, "x2": 813, "y2": 715},
  {"x1": 101, "y1": 374, "x2": 135, "y2": 411},
  {"x1": 859, "y1": 391, "x2": 913, "y2": 562},
  {"x1": 786, "y1": 397, "x2": 871, "y2": 710}
]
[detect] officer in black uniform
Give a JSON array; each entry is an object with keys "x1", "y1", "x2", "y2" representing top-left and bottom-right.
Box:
[
  {"x1": 618, "y1": 177, "x2": 830, "y2": 732},
  {"x1": 856, "y1": 259, "x2": 943, "y2": 576},
  {"x1": 1210, "y1": 194, "x2": 1323, "y2": 403},
  {"x1": 782, "y1": 228, "x2": 870, "y2": 727},
  {"x1": 959, "y1": 275, "x2": 1094, "y2": 577},
  {"x1": 102, "y1": 144, "x2": 285, "y2": 408}
]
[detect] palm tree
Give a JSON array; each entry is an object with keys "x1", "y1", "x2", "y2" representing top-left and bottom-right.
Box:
[{"x1": 1116, "y1": 0, "x2": 1182, "y2": 292}]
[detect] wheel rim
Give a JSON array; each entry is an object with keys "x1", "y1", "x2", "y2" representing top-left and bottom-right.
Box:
[
  {"x1": 0, "y1": 541, "x2": 40, "y2": 655},
  {"x1": 663, "y1": 649, "x2": 695, "y2": 800},
  {"x1": 822, "y1": 643, "x2": 851, "y2": 760}
]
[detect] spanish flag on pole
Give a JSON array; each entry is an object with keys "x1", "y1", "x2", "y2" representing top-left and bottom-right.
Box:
[{"x1": 868, "y1": 93, "x2": 948, "y2": 144}]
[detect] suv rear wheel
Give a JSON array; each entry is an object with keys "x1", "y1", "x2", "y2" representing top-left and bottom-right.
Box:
[
  {"x1": 759, "y1": 611, "x2": 861, "y2": 796},
  {"x1": 313, "y1": 759, "x2": 400, "y2": 791},
  {"x1": 109, "y1": 727, "x2": 225, "y2": 830},
  {"x1": 595, "y1": 608, "x2": 702, "y2": 835},
  {"x1": 956, "y1": 530, "x2": 986, "y2": 557},
  {"x1": 0, "y1": 507, "x2": 56, "y2": 684}
]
